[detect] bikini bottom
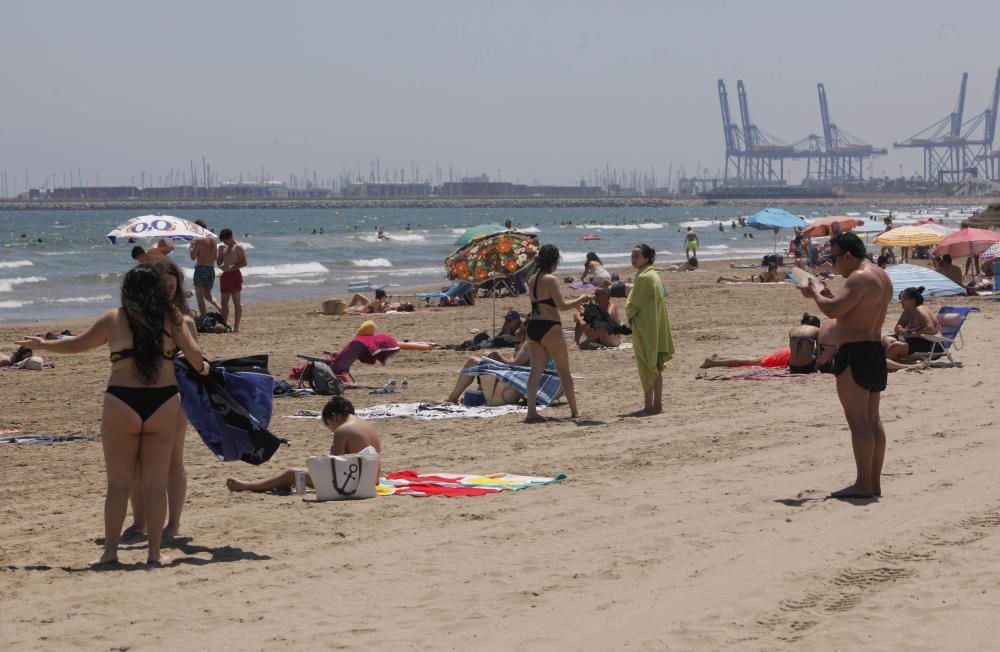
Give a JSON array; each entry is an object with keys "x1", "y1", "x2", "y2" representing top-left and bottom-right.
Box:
[
  {"x1": 106, "y1": 385, "x2": 179, "y2": 422},
  {"x1": 526, "y1": 319, "x2": 561, "y2": 343}
]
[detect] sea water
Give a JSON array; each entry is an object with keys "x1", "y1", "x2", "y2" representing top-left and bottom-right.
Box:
[{"x1": 0, "y1": 204, "x2": 979, "y2": 323}]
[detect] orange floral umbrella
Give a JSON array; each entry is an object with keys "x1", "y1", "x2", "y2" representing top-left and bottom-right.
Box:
[{"x1": 446, "y1": 231, "x2": 538, "y2": 283}]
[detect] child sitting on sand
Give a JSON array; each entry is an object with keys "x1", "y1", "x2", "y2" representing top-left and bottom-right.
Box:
[{"x1": 226, "y1": 397, "x2": 381, "y2": 493}]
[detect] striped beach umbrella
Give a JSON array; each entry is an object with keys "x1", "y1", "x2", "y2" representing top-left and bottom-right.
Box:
[
  {"x1": 980, "y1": 242, "x2": 1000, "y2": 261},
  {"x1": 884, "y1": 263, "x2": 965, "y2": 300},
  {"x1": 872, "y1": 226, "x2": 945, "y2": 248}
]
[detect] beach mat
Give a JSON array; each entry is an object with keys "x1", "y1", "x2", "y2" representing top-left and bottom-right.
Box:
[
  {"x1": 696, "y1": 368, "x2": 829, "y2": 380},
  {"x1": 378, "y1": 471, "x2": 566, "y2": 497},
  {"x1": 286, "y1": 402, "x2": 535, "y2": 420},
  {"x1": 0, "y1": 434, "x2": 95, "y2": 444}
]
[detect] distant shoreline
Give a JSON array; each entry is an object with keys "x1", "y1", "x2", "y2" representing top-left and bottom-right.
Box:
[{"x1": 0, "y1": 194, "x2": 994, "y2": 211}]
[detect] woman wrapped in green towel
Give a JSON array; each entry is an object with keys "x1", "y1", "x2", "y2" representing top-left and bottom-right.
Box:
[{"x1": 625, "y1": 244, "x2": 675, "y2": 414}]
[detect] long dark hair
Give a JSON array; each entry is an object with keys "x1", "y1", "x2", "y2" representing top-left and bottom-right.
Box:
[
  {"x1": 583, "y1": 251, "x2": 602, "y2": 277},
  {"x1": 120, "y1": 265, "x2": 172, "y2": 385},
  {"x1": 536, "y1": 244, "x2": 560, "y2": 274},
  {"x1": 154, "y1": 260, "x2": 191, "y2": 316}
]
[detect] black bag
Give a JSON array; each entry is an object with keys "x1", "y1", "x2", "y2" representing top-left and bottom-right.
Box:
[
  {"x1": 195, "y1": 312, "x2": 233, "y2": 334},
  {"x1": 298, "y1": 361, "x2": 344, "y2": 396},
  {"x1": 582, "y1": 303, "x2": 632, "y2": 335}
]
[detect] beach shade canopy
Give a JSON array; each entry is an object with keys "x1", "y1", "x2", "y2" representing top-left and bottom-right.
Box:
[
  {"x1": 106, "y1": 214, "x2": 211, "y2": 244},
  {"x1": 447, "y1": 231, "x2": 538, "y2": 283},
  {"x1": 802, "y1": 215, "x2": 865, "y2": 237},
  {"x1": 872, "y1": 225, "x2": 946, "y2": 248},
  {"x1": 884, "y1": 263, "x2": 965, "y2": 301},
  {"x1": 746, "y1": 208, "x2": 808, "y2": 230},
  {"x1": 930, "y1": 227, "x2": 1000, "y2": 258},
  {"x1": 454, "y1": 223, "x2": 507, "y2": 247},
  {"x1": 979, "y1": 241, "x2": 1000, "y2": 261}
]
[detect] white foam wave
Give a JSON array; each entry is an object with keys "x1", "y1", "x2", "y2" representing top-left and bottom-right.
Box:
[
  {"x1": 385, "y1": 267, "x2": 444, "y2": 277},
  {"x1": 519, "y1": 226, "x2": 541, "y2": 233},
  {"x1": 381, "y1": 233, "x2": 426, "y2": 242},
  {"x1": 54, "y1": 294, "x2": 113, "y2": 304},
  {"x1": 705, "y1": 244, "x2": 730, "y2": 250},
  {"x1": 349, "y1": 258, "x2": 393, "y2": 268},
  {"x1": 679, "y1": 219, "x2": 724, "y2": 228},
  {"x1": 276, "y1": 278, "x2": 326, "y2": 286},
  {"x1": 38, "y1": 251, "x2": 82, "y2": 256},
  {"x1": 0, "y1": 260, "x2": 33, "y2": 269},
  {"x1": 241, "y1": 243, "x2": 255, "y2": 249},
  {"x1": 0, "y1": 276, "x2": 47, "y2": 292},
  {"x1": 244, "y1": 262, "x2": 329, "y2": 277},
  {"x1": 0, "y1": 299, "x2": 31, "y2": 309},
  {"x1": 243, "y1": 282, "x2": 272, "y2": 289},
  {"x1": 575, "y1": 223, "x2": 641, "y2": 230}
]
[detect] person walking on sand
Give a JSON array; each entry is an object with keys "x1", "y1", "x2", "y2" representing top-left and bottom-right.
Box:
[
  {"x1": 625, "y1": 244, "x2": 675, "y2": 414},
  {"x1": 216, "y1": 228, "x2": 247, "y2": 333},
  {"x1": 684, "y1": 227, "x2": 699, "y2": 262},
  {"x1": 800, "y1": 232, "x2": 892, "y2": 500},
  {"x1": 226, "y1": 397, "x2": 381, "y2": 493},
  {"x1": 189, "y1": 219, "x2": 221, "y2": 315},
  {"x1": 523, "y1": 244, "x2": 592, "y2": 422}
]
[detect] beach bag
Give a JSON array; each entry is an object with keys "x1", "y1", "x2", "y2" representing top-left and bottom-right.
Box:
[
  {"x1": 298, "y1": 361, "x2": 344, "y2": 396},
  {"x1": 322, "y1": 298, "x2": 346, "y2": 315},
  {"x1": 479, "y1": 375, "x2": 522, "y2": 406},
  {"x1": 15, "y1": 356, "x2": 44, "y2": 371},
  {"x1": 306, "y1": 446, "x2": 380, "y2": 500}
]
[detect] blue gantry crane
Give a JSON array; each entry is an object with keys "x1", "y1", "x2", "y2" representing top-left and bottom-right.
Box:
[{"x1": 894, "y1": 69, "x2": 1000, "y2": 183}]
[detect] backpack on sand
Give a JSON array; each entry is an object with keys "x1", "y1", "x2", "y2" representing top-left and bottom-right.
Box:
[{"x1": 298, "y1": 360, "x2": 345, "y2": 396}]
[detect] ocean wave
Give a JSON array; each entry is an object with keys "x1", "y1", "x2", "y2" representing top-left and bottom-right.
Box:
[
  {"x1": 348, "y1": 258, "x2": 393, "y2": 268},
  {"x1": 679, "y1": 219, "x2": 725, "y2": 228},
  {"x1": 705, "y1": 244, "x2": 729, "y2": 250},
  {"x1": 0, "y1": 276, "x2": 47, "y2": 292},
  {"x1": 244, "y1": 262, "x2": 329, "y2": 277},
  {"x1": 76, "y1": 272, "x2": 123, "y2": 283},
  {"x1": 0, "y1": 260, "x2": 33, "y2": 269},
  {"x1": 575, "y1": 223, "x2": 652, "y2": 230},
  {"x1": 38, "y1": 251, "x2": 82, "y2": 256},
  {"x1": 243, "y1": 282, "x2": 272, "y2": 289},
  {"x1": 54, "y1": 294, "x2": 113, "y2": 304},
  {"x1": 0, "y1": 299, "x2": 32, "y2": 309},
  {"x1": 355, "y1": 233, "x2": 426, "y2": 243},
  {"x1": 276, "y1": 278, "x2": 327, "y2": 286},
  {"x1": 385, "y1": 267, "x2": 443, "y2": 277},
  {"x1": 519, "y1": 226, "x2": 541, "y2": 233}
]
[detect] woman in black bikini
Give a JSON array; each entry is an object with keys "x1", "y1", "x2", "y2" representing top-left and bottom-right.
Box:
[
  {"x1": 18, "y1": 264, "x2": 207, "y2": 566},
  {"x1": 882, "y1": 286, "x2": 940, "y2": 362},
  {"x1": 524, "y1": 244, "x2": 592, "y2": 422}
]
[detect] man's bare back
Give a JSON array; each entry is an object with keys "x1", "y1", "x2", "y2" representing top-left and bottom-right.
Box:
[{"x1": 190, "y1": 234, "x2": 218, "y2": 266}]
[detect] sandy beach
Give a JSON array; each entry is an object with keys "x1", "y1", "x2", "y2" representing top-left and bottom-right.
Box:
[{"x1": 2, "y1": 258, "x2": 999, "y2": 650}]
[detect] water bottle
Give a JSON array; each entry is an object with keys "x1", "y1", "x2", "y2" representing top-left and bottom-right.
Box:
[
  {"x1": 294, "y1": 469, "x2": 306, "y2": 496},
  {"x1": 400, "y1": 378, "x2": 410, "y2": 391}
]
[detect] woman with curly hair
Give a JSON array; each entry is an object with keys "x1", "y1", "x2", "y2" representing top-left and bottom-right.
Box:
[
  {"x1": 18, "y1": 264, "x2": 207, "y2": 566},
  {"x1": 524, "y1": 244, "x2": 592, "y2": 422}
]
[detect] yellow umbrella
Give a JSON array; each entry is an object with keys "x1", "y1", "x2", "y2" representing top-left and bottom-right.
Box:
[{"x1": 872, "y1": 225, "x2": 946, "y2": 247}]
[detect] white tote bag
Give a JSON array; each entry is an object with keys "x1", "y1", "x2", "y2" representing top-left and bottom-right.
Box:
[{"x1": 306, "y1": 446, "x2": 380, "y2": 501}]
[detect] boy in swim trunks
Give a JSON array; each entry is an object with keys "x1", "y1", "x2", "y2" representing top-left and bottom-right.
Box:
[
  {"x1": 684, "y1": 227, "x2": 699, "y2": 261},
  {"x1": 800, "y1": 232, "x2": 892, "y2": 500},
  {"x1": 216, "y1": 228, "x2": 247, "y2": 333}
]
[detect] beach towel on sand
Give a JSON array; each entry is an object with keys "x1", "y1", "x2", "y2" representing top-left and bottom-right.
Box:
[
  {"x1": 378, "y1": 471, "x2": 566, "y2": 497},
  {"x1": 625, "y1": 265, "x2": 675, "y2": 392},
  {"x1": 175, "y1": 357, "x2": 287, "y2": 464},
  {"x1": 286, "y1": 402, "x2": 534, "y2": 420}
]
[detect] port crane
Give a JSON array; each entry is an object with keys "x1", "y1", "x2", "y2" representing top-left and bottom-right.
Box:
[
  {"x1": 717, "y1": 79, "x2": 799, "y2": 184},
  {"x1": 796, "y1": 83, "x2": 887, "y2": 182},
  {"x1": 894, "y1": 69, "x2": 1000, "y2": 183}
]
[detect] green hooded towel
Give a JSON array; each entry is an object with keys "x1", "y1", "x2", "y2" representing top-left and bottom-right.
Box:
[{"x1": 624, "y1": 265, "x2": 675, "y2": 392}]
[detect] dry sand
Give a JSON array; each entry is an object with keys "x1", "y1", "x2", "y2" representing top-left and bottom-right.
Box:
[{"x1": 2, "y1": 259, "x2": 999, "y2": 650}]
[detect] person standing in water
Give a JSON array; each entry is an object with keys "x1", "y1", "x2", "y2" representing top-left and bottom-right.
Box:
[{"x1": 684, "y1": 227, "x2": 699, "y2": 261}]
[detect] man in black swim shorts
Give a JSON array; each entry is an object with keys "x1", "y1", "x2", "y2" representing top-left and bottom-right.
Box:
[{"x1": 801, "y1": 232, "x2": 892, "y2": 500}]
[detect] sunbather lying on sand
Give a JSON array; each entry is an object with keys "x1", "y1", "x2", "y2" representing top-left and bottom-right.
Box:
[
  {"x1": 226, "y1": 397, "x2": 381, "y2": 493},
  {"x1": 445, "y1": 339, "x2": 531, "y2": 403},
  {"x1": 717, "y1": 262, "x2": 782, "y2": 284}
]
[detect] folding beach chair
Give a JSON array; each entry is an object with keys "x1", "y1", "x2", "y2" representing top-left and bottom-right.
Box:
[
  {"x1": 903, "y1": 306, "x2": 980, "y2": 367},
  {"x1": 413, "y1": 280, "x2": 475, "y2": 306}
]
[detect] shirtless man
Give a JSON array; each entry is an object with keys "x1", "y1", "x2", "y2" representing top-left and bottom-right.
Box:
[
  {"x1": 800, "y1": 232, "x2": 892, "y2": 499},
  {"x1": 684, "y1": 227, "x2": 699, "y2": 261},
  {"x1": 937, "y1": 254, "x2": 964, "y2": 286},
  {"x1": 574, "y1": 286, "x2": 623, "y2": 347},
  {"x1": 189, "y1": 219, "x2": 221, "y2": 314},
  {"x1": 216, "y1": 228, "x2": 247, "y2": 332},
  {"x1": 130, "y1": 239, "x2": 174, "y2": 264},
  {"x1": 226, "y1": 396, "x2": 381, "y2": 493}
]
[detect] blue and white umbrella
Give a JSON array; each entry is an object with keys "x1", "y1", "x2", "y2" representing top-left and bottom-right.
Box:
[
  {"x1": 746, "y1": 208, "x2": 808, "y2": 252},
  {"x1": 884, "y1": 263, "x2": 965, "y2": 301},
  {"x1": 106, "y1": 214, "x2": 211, "y2": 244}
]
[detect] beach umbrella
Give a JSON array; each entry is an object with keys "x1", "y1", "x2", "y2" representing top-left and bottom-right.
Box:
[
  {"x1": 454, "y1": 223, "x2": 507, "y2": 247},
  {"x1": 930, "y1": 227, "x2": 1000, "y2": 258},
  {"x1": 106, "y1": 214, "x2": 211, "y2": 244},
  {"x1": 872, "y1": 225, "x2": 945, "y2": 248},
  {"x1": 447, "y1": 230, "x2": 539, "y2": 335},
  {"x1": 746, "y1": 208, "x2": 808, "y2": 252},
  {"x1": 802, "y1": 215, "x2": 865, "y2": 237},
  {"x1": 884, "y1": 263, "x2": 965, "y2": 300},
  {"x1": 979, "y1": 242, "x2": 1000, "y2": 261}
]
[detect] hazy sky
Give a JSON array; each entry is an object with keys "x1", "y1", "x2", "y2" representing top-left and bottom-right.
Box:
[{"x1": 2, "y1": 1, "x2": 999, "y2": 189}]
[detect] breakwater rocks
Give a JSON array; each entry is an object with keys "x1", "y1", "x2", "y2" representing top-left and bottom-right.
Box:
[{"x1": 0, "y1": 195, "x2": 993, "y2": 211}]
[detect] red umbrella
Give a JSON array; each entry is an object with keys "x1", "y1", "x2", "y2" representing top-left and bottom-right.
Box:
[
  {"x1": 802, "y1": 215, "x2": 865, "y2": 237},
  {"x1": 931, "y1": 227, "x2": 1000, "y2": 258}
]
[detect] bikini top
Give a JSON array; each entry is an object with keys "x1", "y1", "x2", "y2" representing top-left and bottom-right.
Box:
[
  {"x1": 530, "y1": 271, "x2": 557, "y2": 313},
  {"x1": 110, "y1": 330, "x2": 176, "y2": 363},
  {"x1": 110, "y1": 348, "x2": 176, "y2": 363}
]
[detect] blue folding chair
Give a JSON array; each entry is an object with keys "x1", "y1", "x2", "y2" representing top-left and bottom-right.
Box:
[
  {"x1": 906, "y1": 306, "x2": 980, "y2": 366},
  {"x1": 414, "y1": 280, "x2": 475, "y2": 305}
]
